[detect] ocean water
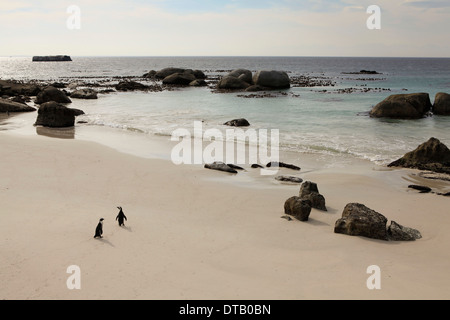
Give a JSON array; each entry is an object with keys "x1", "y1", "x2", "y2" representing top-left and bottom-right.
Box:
[{"x1": 1, "y1": 56, "x2": 449, "y2": 165}]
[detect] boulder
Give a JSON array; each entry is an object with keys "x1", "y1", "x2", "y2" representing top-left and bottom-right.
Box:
[
  {"x1": 0, "y1": 98, "x2": 36, "y2": 112},
  {"x1": 115, "y1": 81, "x2": 149, "y2": 91},
  {"x1": 387, "y1": 221, "x2": 422, "y2": 241},
  {"x1": 369, "y1": 93, "x2": 432, "y2": 119},
  {"x1": 70, "y1": 88, "x2": 98, "y2": 99},
  {"x1": 204, "y1": 162, "x2": 238, "y2": 174},
  {"x1": 266, "y1": 162, "x2": 301, "y2": 171},
  {"x1": 189, "y1": 79, "x2": 207, "y2": 87},
  {"x1": 388, "y1": 137, "x2": 450, "y2": 174},
  {"x1": 253, "y1": 70, "x2": 290, "y2": 89},
  {"x1": 162, "y1": 73, "x2": 196, "y2": 86},
  {"x1": 217, "y1": 76, "x2": 250, "y2": 90},
  {"x1": 32, "y1": 55, "x2": 72, "y2": 62},
  {"x1": 299, "y1": 181, "x2": 327, "y2": 211},
  {"x1": 155, "y1": 68, "x2": 188, "y2": 79},
  {"x1": 34, "y1": 101, "x2": 77, "y2": 127},
  {"x1": 284, "y1": 196, "x2": 312, "y2": 221},
  {"x1": 0, "y1": 80, "x2": 41, "y2": 97},
  {"x1": 433, "y1": 92, "x2": 450, "y2": 115},
  {"x1": 223, "y1": 118, "x2": 250, "y2": 127},
  {"x1": 35, "y1": 86, "x2": 72, "y2": 104},
  {"x1": 276, "y1": 176, "x2": 303, "y2": 184},
  {"x1": 408, "y1": 185, "x2": 432, "y2": 193},
  {"x1": 334, "y1": 203, "x2": 388, "y2": 241},
  {"x1": 193, "y1": 70, "x2": 207, "y2": 79},
  {"x1": 228, "y1": 69, "x2": 253, "y2": 84},
  {"x1": 143, "y1": 70, "x2": 157, "y2": 78}
]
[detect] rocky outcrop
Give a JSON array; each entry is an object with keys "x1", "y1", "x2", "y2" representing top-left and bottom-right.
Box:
[
  {"x1": 0, "y1": 98, "x2": 36, "y2": 112},
  {"x1": 369, "y1": 93, "x2": 432, "y2": 119},
  {"x1": 0, "y1": 80, "x2": 41, "y2": 97},
  {"x1": 253, "y1": 70, "x2": 290, "y2": 89},
  {"x1": 35, "y1": 86, "x2": 72, "y2": 104},
  {"x1": 284, "y1": 196, "x2": 312, "y2": 221},
  {"x1": 32, "y1": 55, "x2": 72, "y2": 62},
  {"x1": 217, "y1": 76, "x2": 250, "y2": 90},
  {"x1": 334, "y1": 203, "x2": 388, "y2": 240},
  {"x1": 34, "y1": 101, "x2": 79, "y2": 127},
  {"x1": 223, "y1": 118, "x2": 250, "y2": 127},
  {"x1": 433, "y1": 92, "x2": 450, "y2": 115},
  {"x1": 70, "y1": 89, "x2": 98, "y2": 99},
  {"x1": 155, "y1": 68, "x2": 206, "y2": 80},
  {"x1": 388, "y1": 138, "x2": 450, "y2": 174},
  {"x1": 162, "y1": 72, "x2": 196, "y2": 86},
  {"x1": 228, "y1": 69, "x2": 253, "y2": 84},
  {"x1": 299, "y1": 181, "x2": 327, "y2": 211},
  {"x1": 334, "y1": 203, "x2": 421, "y2": 241},
  {"x1": 204, "y1": 162, "x2": 238, "y2": 174},
  {"x1": 115, "y1": 81, "x2": 149, "y2": 91}
]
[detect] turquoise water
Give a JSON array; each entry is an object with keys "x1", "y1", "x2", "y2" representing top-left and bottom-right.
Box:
[{"x1": 1, "y1": 56, "x2": 449, "y2": 165}]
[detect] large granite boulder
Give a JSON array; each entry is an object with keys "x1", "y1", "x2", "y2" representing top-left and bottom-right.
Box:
[
  {"x1": 369, "y1": 93, "x2": 432, "y2": 119},
  {"x1": 252, "y1": 70, "x2": 290, "y2": 89},
  {"x1": 433, "y1": 92, "x2": 450, "y2": 115},
  {"x1": 35, "y1": 86, "x2": 72, "y2": 104},
  {"x1": 334, "y1": 203, "x2": 388, "y2": 241},
  {"x1": 217, "y1": 76, "x2": 250, "y2": 90},
  {"x1": 284, "y1": 196, "x2": 312, "y2": 221},
  {"x1": 162, "y1": 72, "x2": 196, "y2": 86},
  {"x1": 155, "y1": 68, "x2": 189, "y2": 79},
  {"x1": 388, "y1": 137, "x2": 450, "y2": 174},
  {"x1": 228, "y1": 69, "x2": 253, "y2": 84},
  {"x1": 34, "y1": 101, "x2": 79, "y2": 127},
  {"x1": 70, "y1": 88, "x2": 98, "y2": 99},
  {"x1": 299, "y1": 181, "x2": 327, "y2": 211},
  {"x1": 0, "y1": 98, "x2": 36, "y2": 112}
]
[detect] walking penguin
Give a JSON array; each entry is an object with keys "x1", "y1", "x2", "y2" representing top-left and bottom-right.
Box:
[
  {"x1": 116, "y1": 207, "x2": 127, "y2": 227},
  {"x1": 94, "y1": 218, "x2": 104, "y2": 238}
]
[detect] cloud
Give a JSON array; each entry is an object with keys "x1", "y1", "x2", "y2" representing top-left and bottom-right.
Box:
[{"x1": 402, "y1": 0, "x2": 450, "y2": 8}]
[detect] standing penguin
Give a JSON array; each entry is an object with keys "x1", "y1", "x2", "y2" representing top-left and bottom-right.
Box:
[
  {"x1": 116, "y1": 207, "x2": 127, "y2": 227},
  {"x1": 94, "y1": 218, "x2": 104, "y2": 238}
]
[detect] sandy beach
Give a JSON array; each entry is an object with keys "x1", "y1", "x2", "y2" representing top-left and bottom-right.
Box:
[{"x1": 1, "y1": 123, "x2": 449, "y2": 300}]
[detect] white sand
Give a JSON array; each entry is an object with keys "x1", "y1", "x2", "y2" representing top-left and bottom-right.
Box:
[{"x1": 1, "y1": 129, "x2": 450, "y2": 300}]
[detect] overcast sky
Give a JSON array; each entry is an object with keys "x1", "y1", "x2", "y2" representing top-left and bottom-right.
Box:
[{"x1": 0, "y1": 0, "x2": 449, "y2": 57}]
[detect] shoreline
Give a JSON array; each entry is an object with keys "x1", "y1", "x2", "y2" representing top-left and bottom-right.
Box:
[{"x1": 1, "y1": 114, "x2": 450, "y2": 299}]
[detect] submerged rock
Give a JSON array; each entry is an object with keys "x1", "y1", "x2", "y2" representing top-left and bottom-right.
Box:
[
  {"x1": 266, "y1": 162, "x2": 301, "y2": 171},
  {"x1": 204, "y1": 162, "x2": 238, "y2": 174},
  {"x1": 276, "y1": 176, "x2": 304, "y2": 184},
  {"x1": 70, "y1": 88, "x2": 98, "y2": 99}
]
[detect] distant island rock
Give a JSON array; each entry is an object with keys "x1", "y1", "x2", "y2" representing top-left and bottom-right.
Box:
[{"x1": 32, "y1": 55, "x2": 72, "y2": 62}]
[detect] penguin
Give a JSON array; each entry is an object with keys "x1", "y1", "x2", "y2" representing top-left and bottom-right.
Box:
[
  {"x1": 116, "y1": 207, "x2": 127, "y2": 227},
  {"x1": 94, "y1": 218, "x2": 104, "y2": 238}
]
